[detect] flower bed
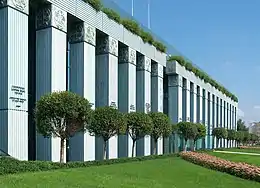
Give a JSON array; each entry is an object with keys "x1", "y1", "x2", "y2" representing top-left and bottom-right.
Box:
[
  {"x1": 238, "y1": 146, "x2": 260, "y2": 150},
  {"x1": 180, "y1": 152, "x2": 260, "y2": 182}
]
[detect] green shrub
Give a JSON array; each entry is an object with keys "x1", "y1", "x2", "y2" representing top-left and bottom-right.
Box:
[
  {"x1": 140, "y1": 30, "x2": 154, "y2": 44},
  {"x1": 82, "y1": 0, "x2": 167, "y2": 53},
  {"x1": 0, "y1": 154, "x2": 178, "y2": 176},
  {"x1": 153, "y1": 41, "x2": 167, "y2": 53},
  {"x1": 84, "y1": 0, "x2": 103, "y2": 11},
  {"x1": 103, "y1": 8, "x2": 121, "y2": 24},
  {"x1": 121, "y1": 19, "x2": 141, "y2": 36}
]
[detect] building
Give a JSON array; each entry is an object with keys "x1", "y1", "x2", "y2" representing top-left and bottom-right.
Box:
[
  {"x1": 0, "y1": 0, "x2": 238, "y2": 162},
  {"x1": 249, "y1": 122, "x2": 260, "y2": 137}
]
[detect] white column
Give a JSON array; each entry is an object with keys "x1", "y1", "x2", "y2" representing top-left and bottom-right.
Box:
[
  {"x1": 229, "y1": 103, "x2": 232, "y2": 147},
  {"x1": 191, "y1": 84, "x2": 197, "y2": 148},
  {"x1": 234, "y1": 106, "x2": 237, "y2": 146},
  {"x1": 35, "y1": 4, "x2": 67, "y2": 162},
  {"x1": 199, "y1": 88, "x2": 203, "y2": 124},
  {"x1": 68, "y1": 22, "x2": 96, "y2": 161},
  {"x1": 233, "y1": 105, "x2": 235, "y2": 146},
  {"x1": 183, "y1": 79, "x2": 190, "y2": 122},
  {"x1": 203, "y1": 90, "x2": 209, "y2": 149},
  {"x1": 192, "y1": 84, "x2": 197, "y2": 123},
  {"x1": 208, "y1": 93, "x2": 213, "y2": 149},
  {"x1": 167, "y1": 74, "x2": 182, "y2": 153},
  {"x1": 227, "y1": 103, "x2": 230, "y2": 148},
  {"x1": 216, "y1": 97, "x2": 220, "y2": 147},
  {"x1": 226, "y1": 102, "x2": 229, "y2": 147},
  {"x1": 197, "y1": 87, "x2": 204, "y2": 148},
  {"x1": 224, "y1": 101, "x2": 227, "y2": 147},
  {"x1": 96, "y1": 35, "x2": 118, "y2": 160},
  {"x1": 151, "y1": 62, "x2": 164, "y2": 155},
  {"x1": 118, "y1": 46, "x2": 136, "y2": 158},
  {"x1": 0, "y1": 0, "x2": 29, "y2": 160},
  {"x1": 220, "y1": 99, "x2": 224, "y2": 147},
  {"x1": 213, "y1": 95, "x2": 217, "y2": 148},
  {"x1": 136, "y1": 55, "x2": 151, "y2": 156}
]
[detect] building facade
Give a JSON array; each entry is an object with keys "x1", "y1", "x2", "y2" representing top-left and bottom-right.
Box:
[{"x1": 0, "y1": 0, "x2": 238, "y2": 162}]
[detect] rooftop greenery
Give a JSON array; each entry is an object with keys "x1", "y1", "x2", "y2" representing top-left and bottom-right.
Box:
[
  {"x1": 167, "y1": 56, "x2": 238, "y2": 102},
  {"x1": 83, "y1": 0, "x2": 166, "y2": 52},
  {"x1": 83, "y1": 0, "x2": 237, "y2": 102}
]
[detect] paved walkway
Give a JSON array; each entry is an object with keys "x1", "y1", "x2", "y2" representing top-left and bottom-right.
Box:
[{"x1": 214, "y1": 150, "x2": 260, "y2": 156}]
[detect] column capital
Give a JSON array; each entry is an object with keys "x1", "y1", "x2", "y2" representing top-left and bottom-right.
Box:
[
  {"x1": 190, "y1": 83, "x2": 196, "y2": 94},
  {"x1": 36, "y1": 4, "x2": 67, "y2": 33},
  {"x1": 137, "y1": 55, "x2": 151, "y2": 72},
  {"x1": 0, "y1": 0, "x2": 29, "y2": 14},
  {"x1": 96, "y1": 36, "x2": 118, "y2": 56},
  {"x1": 168, "y1": 74, "x2": 182, "y2": 87},
  {"x1": 69, "y1": 22, "x2": 96, "y2": 46},
  {"x1": 183, "y1": 79, "x2": 190, "y2": 91},
  {"x1": 118, "y1": 46, "x2": 136, "y2": 65},
  {"x1": 151, "y1": 63, "x2": 163, "y2": 78}
]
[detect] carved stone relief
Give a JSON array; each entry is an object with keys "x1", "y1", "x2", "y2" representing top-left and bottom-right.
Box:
[
  {"x1": 12, "y1": 0, "x2": 27, "y2": 12},
  {"x1": 96, "y1": 36, "x2": 118, "y2": 56},
  {"x1": 36, "y1": 5, "x2": 67, "y2": 32},
  {"x1": 118, "y1": 47, "x2": 136, "y2": 65},
  {"x1": 136, "y1": 55, "x2": 145, "y2": 71},
  {"x1": 151, "y1": 63, "x2": 157, "y2": 76},
  {"x1": 118, "y1": 47, "x2": 128, "y2": 63},
  {"x1": 129, "y1": 48, "x2": 136, "y2": 65},
  {"x1": 145, "y1": 58, "x2": 151, "y2": 72},
  {"x1": 36, "y1": 6, "x2": 52, "y2": 29},
  {"x1": 52, "y1": 6, "x2": 66, "y2": 32},
  {"x1": 69, "y1": 22, "x2": 96, "y2": 45},
  {"x1": 109, "y1": 37, "x2": 118, "y2": 56},
  {"x1": 96, "y1": 37, "x2": 109, "y2": 55},
  {"x1": 0, "y1": 0, "x2": 28, "y2": 14}
]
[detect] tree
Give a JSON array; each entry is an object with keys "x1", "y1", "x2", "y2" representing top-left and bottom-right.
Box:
[
  {"x1": 125, "y1": 112, "x2": 153, "y2": 157},
  {"x1": 250, "y1": 134, "x2": 259, "y2": 145},
  {"x1": 87, "y1": 106, "x2": 126, "y2": 160},
  {"x1": 243, "y1": 131, "x2": 250, "y2": 145},
  {"x1": 193, "y1": 123, "x2": 206, "y2": 151},
  {"x1": 176, "y1": 122, "x2": 198, "y2": 151},
  {"x1": 227, "y1": 129, "x2": 237, "y2": 147},
  {"x1": 237, "y1": 119, "x2": 248, "y2": 131},
  {"x1": 212, "y1": 128, "x2": 228, "y2": 148},
  {"x1": 35, "y1": 91, "x2": 93, "y2": 163},
  {"x1": 149, "y1": 112, "x2": 172, "y2": 155},
  {"x1": 235, "y1": 131, "x2": 244, "y2": 146}
]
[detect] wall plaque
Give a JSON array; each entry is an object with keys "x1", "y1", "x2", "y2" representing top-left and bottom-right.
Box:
[{"x1": 9, "y1": 85, "x2": 26, "y2": 109}]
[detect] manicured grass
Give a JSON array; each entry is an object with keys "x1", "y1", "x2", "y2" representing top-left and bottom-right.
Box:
[
  {"x1": 219, "y1": 148, "x2": 260, "y2": 154},
  {"x1": 0, "y1": 157, "x2": 259, "y2": 188},
  {"x1": 207, "y1": 151, "x2": 260, "y2": 166}
]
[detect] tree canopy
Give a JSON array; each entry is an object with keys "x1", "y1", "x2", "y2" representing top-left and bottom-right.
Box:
[{"x1": 35, "y1": 91, "x2": 93, "y2": 163}]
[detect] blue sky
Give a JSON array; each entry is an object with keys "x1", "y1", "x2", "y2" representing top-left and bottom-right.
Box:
[{"x1": 111, "y1": 0, "x2": 260, "y2": 123}]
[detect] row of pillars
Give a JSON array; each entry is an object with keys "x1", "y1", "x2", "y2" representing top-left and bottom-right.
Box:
[
  {"x1": 0, "y1": 3, "x2": 164, "y2": 161},
  {"x1": 166, "y1": 74, "x2": 237, "y2": 150}
]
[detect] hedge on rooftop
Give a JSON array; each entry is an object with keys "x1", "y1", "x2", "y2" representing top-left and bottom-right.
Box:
[
  {"x1": 83, "y1": 0, "x2": 166, "y2": 53},
  {"x1": 167, "y1": 56, "x2": 238, "y2": 102}
]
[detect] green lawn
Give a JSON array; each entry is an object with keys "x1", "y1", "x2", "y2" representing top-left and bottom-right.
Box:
[
  {"x1": 207, "y1": 151, "x2": 260, "y2": 166},
  {"x1": 0, "y1": 157, "x2": 259, "y2": 188},
  {"x1": 217, "y1": 148, "x2": 260, "y2": 154}
]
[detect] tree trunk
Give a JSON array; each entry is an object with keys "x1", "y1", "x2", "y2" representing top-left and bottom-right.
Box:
[
  {"x1": 132, "y1": 140, "x2": 136, "y2": 158},
  {"x1": 217, "y1": 138, "x2": 219, "y2": 148},
  {"x1": 60, "y1": 138, "x2": 65, "y2": 163},
  {"x1": 183, "y1": 140, "x2": 187, "y2": 152},
  {"x1": 193, "y1": 140, "x2": 196, "y2": 151},
  {"x1": 103, "y1": 140, "x2": 107, "y2": 160},
  {"x1": 153, "y1": 139, "x2": 157, "y2": 155}
]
